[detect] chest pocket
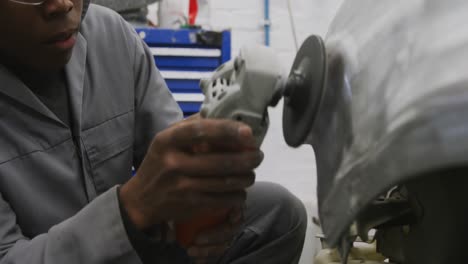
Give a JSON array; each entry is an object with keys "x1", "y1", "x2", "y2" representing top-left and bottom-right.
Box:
[{"x1": 81, "y1": 111, "x2": 134, "y2": 194}]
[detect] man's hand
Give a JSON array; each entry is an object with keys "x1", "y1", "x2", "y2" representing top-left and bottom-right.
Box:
[
  {"x1": 187, "y1": 207, "x2": 244, "y2": 264},
  {"x1": 119, "y1": 118, "x2": 263, "y2": 230}
]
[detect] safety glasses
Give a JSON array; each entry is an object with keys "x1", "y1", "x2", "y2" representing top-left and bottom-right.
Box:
[{"x1": 8, "y1": 0, "x2": 45, "y2": 5}]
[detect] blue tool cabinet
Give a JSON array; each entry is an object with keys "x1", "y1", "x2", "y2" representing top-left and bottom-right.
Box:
[{"x1": 135, "y1": 28, "x2": 232, "y2": 117}]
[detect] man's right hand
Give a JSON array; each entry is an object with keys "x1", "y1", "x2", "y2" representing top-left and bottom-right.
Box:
[{"x1": 119, "y1": 118, "x2": 264, "y2": 230}]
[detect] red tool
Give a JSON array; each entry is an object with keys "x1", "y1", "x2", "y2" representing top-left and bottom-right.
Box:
[
  {"x1": 175, "y1": 209, "x2": 230, "y2": 247},
  {"x1": 188, "y1": 0, "x2": 198, "y2": 25}
]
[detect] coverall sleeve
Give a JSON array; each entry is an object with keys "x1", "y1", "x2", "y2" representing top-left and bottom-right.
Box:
[
  {"x1": 0, "y1": 186, "x2": 143, "y2": 263},
  {"x1": 130, "y1": 24, "x2": 184, "y2": 169}
]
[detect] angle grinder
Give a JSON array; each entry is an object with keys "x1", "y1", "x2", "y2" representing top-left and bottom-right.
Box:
[{"x1": 175, "y1": 35, "x2": 328, "y2": 248}]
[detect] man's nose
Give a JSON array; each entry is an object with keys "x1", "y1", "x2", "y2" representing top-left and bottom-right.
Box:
[{"x1": 42, "y1": 0, "x2": 74, "y2": 19}]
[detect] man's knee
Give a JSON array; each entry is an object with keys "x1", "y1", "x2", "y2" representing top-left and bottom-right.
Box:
[
  {"x1": 245, "y1": 182, "x2": 308, "y2": 238},
  {"x1": 221, "y1": 182, "x2": 308, "y2": 263}
]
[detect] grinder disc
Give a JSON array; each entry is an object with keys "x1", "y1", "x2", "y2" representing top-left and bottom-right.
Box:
[{"x1": 282, "y1": 35, "x2": 327, "y2": 147}]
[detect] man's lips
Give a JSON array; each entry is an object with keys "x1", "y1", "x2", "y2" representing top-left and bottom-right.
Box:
[
  {"x1": 44, "y1": 29, "x2": 78, "y2": 50},
  {"x1": 45, "y1": 29, "x2": 77, "y2": 43}
]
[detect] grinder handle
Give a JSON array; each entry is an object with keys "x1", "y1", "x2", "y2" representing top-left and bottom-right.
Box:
[{"x1": 175, "y1": 208, "x2": 231, "y2": 247}]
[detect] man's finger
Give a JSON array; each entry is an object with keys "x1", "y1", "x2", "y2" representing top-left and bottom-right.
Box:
[
  {"x1": 162, "y1": 151, "x2": 263, "y2": 177},
  {"x1": 189, "y1": 191, "x2": 248, "y2": 209},
  {"x1": 175, "y1": 172, "x2": 256, "y2": 193},
  {"x1": 159, "y1": 119, "x2": 256, "y2": 150},
  {"x1": 183, "y1": 113, "x2": 201, "y2": 121}
]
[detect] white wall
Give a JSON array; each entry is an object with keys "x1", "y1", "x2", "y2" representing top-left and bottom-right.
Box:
[{"x1": 203, "y1": 0, "x2": 342, "y2": 66}]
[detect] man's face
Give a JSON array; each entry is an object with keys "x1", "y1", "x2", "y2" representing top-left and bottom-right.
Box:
[{"x1": 0, "y1": 0, "x2": 83, "y2": 72}]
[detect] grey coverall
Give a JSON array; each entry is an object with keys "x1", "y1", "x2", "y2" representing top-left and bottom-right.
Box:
[{"x1": 0, "y1": 3, "x2": 307, "y2": 263}]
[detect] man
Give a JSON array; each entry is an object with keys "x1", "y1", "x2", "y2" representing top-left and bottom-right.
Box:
[{"x1": 0, "y1": 0, "x2": 307, "y2": 263}]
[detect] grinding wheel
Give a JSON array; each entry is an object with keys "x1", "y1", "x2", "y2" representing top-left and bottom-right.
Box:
[{"x1": 283, "y1": 35, "x2": 327, "y2": 147}]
